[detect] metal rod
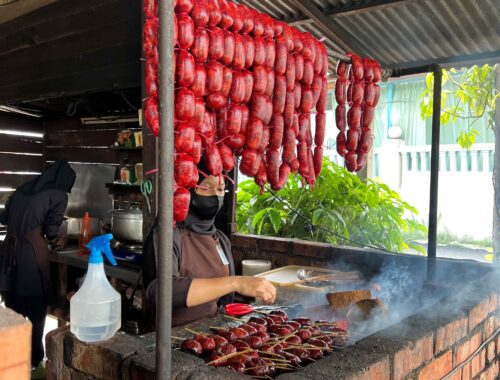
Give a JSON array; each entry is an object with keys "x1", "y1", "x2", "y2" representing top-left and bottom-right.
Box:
[
  {"x1": 329, "y1": 52, "x2": 393, "y2": 79},
  {"x1": 493, "y1": 65, "x2": 500, "y2": 267},
  {"x1": 427, "y1": 64, "x2": 442, "y2": 282},
  {"x1": 156, "y1": 0, "x2": 175, "y2": 378},
  {"x1": 331, "y1": 51, "x2": 352, "y2": 63},
  {"x1": 390, "y1": 65, "x2": 432, "y2": 77}
]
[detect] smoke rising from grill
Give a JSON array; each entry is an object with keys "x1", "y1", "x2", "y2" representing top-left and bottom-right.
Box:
[{"x1": 287, "y1": 258, "x2": 451, "y2": 343}]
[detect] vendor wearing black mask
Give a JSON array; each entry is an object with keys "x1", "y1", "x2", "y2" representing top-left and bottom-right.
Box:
[
  {"x1": 0, "y1": 160, "x2": 76, "y2": 369},
  {"x1": 143, "y1": 160, "x2": 276, "y2": 327}
]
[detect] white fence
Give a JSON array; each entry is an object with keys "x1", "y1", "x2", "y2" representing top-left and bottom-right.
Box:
[
  {"x1": 397, "y1": 143, "x2": 494, "y2": 173},
  {"x1": 326, "y1": 140, "x2": 495, "y2": 242}
]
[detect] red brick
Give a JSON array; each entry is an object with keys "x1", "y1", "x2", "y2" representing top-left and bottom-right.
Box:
[
  {"x1": 45, "y1": 359, "x2": 72, "y2": 380},
  {"x1": 455, "y1": 333, "x2": 482, "y2": 366},
  {"x1": 393, "y1": 334, "x2": 433, "y2": 380},
  {"x1": 435, "y1": 317, "x2": 468, "y2": 354},
  {"x1": 486, "y1": 341, "x2": 496, "y2": 363},
  {"x1": 488, "y1": 294, "x2": 498, "y2": 314},
  {"x1": 471, "y1": 352, "x2": 482, "y2": 378},
  {"x1": 0, "y1": 308, "x2": 32, "y2": 371},
  {"x1": 462, "y1": 362, "x2": 471, "y2": 380},
  {"x1": 0, "y1": 362, "x2": 30, "y2": 380},
  {"x1": 130, "y1": 364, "x2": 155, "y2": 380},
  {"x1": 417, "y1": 350, "x2": 452, "y2": 380},
  {"x1": 350, "y1": 359, "x2": 390, "y2": 380},
  {"x1": 483, "y1": 316, "x2": 496, "y2": 341},
  {"x1": 45, "y1": 326, "x2": 70, "y2": 379},
  {"x1": 478, "y1": 360, "x2": 499, "y2": 380},
  {"x1": 448, "y1": 370, "x2": 462, "y2": 380},
  {"x1": 469, "y1": 299, "x2": 490, "y2": 331}
]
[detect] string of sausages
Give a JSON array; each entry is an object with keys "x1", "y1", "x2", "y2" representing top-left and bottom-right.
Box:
[
  {"x1": 142, "y1": 0, "x2": 329, "y2": 223},
  {"x1": 335, "y1": 54, "x2": 381, "y2": 172}
]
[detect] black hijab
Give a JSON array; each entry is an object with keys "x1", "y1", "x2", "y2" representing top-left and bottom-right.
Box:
[
  {"x1": 182, "y1": 210, "x2": 217, "y2": 235},
  {"x1": 19, "y1": 160, "x2": 76, "y2": 195}
]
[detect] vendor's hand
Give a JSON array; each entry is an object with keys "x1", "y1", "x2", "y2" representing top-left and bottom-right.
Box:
[{"x1": 234, "y1": 276, "x2": 276, "y2": 304}]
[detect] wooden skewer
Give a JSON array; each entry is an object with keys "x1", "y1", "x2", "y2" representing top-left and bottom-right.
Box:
[
  {"x1": 222, "y1": 315, "x2": 240, "y2": 321},
  {"x1": 255, "y1": 356, "x2": 290, "y2": 363},
  {"x1": 270, "y1": 332, "x2": 297, "y2": 349},
  {"x1": 319, "y1": 331, "x2": 348, "y2": 336},
  {"x1": 205, "y1": 348, "x2": 252, "y2": 366},
  {"x1": 171, "y1": 336, "x2": 185, "y2": 340},
  {"x1": 184, "y1": 327, "x2": 206, "y2": 337},
  {"x1": 256, "y1": 351, "x2": 290, "y2": 360},
  {"x1": 245, "y1": 364, "x2": 274, "y2": 371},
  {"x1": 209, "y1": 326, "x2": 228, "y2": 331}
]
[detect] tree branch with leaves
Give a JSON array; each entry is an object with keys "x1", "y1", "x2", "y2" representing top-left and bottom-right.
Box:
[{"x1": 420, "y1": 64, "x2": 499, "y2": 148}]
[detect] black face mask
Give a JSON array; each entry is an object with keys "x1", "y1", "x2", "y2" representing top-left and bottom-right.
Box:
[{"x1": 190, "y1": 193, "x2": 225, "y2": 220}]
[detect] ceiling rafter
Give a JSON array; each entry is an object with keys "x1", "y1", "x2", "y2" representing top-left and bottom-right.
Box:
[
  {"x1": 286, "y1": 0, "x2": 353, "y2": 52},
  {"x1": 285, "y1": 0, "x2": 409, "y2": 26}
]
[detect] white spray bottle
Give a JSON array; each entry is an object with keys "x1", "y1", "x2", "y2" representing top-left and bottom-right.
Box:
[{"x1": 70, "y1": 233, "x2": 121, "y2": 342}]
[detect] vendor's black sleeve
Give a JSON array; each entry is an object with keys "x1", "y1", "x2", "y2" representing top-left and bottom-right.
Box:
[{"x1": 43, "y1": 192, "x2": 68, "y2": 240}]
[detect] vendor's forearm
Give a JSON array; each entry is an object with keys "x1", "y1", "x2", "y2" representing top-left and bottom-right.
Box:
[{"x1": 186, "y1": 277, "x2": 236, "y2": 307}]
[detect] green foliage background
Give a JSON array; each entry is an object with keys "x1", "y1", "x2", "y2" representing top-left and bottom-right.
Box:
[
  {"x1": 420, "y1": 64, "x2": 499, "y2": 148},
  {"x1": 236, "y1": 158, "x2": 427, "y2": 254}
]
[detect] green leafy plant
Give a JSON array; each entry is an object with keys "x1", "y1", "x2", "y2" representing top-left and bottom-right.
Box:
[
  {"x1": 237, "y1": 158, "x2": 427, "y2": 254},
  {"x1": 420, "y1": 64, "x2": 499, "y2": 148}
]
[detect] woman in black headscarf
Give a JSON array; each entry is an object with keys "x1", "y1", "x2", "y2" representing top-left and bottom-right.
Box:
[
  {"x1": 142, "y1": 158, "x2": 276, "y2": 327},
  {"x1": 0, "y1": 160, "x2": 76, "y2": 369}
]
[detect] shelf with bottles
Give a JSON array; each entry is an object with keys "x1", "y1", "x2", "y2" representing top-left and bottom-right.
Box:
[{"x1": 113, "y1": 129, "x2": 143, "y2": 150}]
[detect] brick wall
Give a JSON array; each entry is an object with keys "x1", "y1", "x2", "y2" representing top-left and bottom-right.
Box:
[
  {"x1": 407, "y1": 291, "x2": 499, "y2": 380},
  {"x1": 46, "y1": 270, "x2": 499, "y2": 380},
  {"x1": 0, "y1": 307, "x2": 32, "y2": 380}
]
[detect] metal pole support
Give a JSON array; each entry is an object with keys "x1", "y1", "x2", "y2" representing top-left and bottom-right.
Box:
[
  {"x1": 156, "y1": 0, "x2": 174, "y2": 378},
  {"x1": 427, "y1": 64, "x2": 442, "y2": 282}
]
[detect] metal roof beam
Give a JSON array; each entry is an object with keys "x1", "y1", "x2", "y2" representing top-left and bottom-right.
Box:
[
  {"x1": 287, "y1": 0, "x2": 352, "y2": 52},
  {"x1": 0, "y1": 0, "x2": 58, "y2": 24},
  {"x1": 389, "y1": 50, "x2": 500, "y2": 69},
  {"x1": 286, "y1": 0, "x2": 408, "y2": 26}
]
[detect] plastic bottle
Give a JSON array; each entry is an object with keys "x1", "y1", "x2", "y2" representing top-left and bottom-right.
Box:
[
  {"x1": 70, "y1": 234, "x2": 121, "y2": 342},
  {"x1": 79, "y1": 212, "x2": 93, "y2": 254}
]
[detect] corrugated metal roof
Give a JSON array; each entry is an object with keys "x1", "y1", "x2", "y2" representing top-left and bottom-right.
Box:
[{"x1": 236, "y1": 0, "x2": 500, "y2": 70}]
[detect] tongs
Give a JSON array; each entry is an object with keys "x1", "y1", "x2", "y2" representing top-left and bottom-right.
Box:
[{"x1": 293, "y1": 269, "x2": 363, "y2": 285}]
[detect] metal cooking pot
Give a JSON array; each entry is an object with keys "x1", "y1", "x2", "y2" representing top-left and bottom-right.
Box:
[
  {"x1": 111, "y1": 203, "x2": 143, "y2": 242},
  {"x1": 60, "y1": 217, "x2": 102, "y2": 240}
]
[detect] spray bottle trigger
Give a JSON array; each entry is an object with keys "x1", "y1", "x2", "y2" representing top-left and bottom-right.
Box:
[
  {"x1": 103, "y1": 245, "x2": 117, "y2": 266},
  {"x1": 85, "y1": 234, "x2": 117, "y2": 266}
]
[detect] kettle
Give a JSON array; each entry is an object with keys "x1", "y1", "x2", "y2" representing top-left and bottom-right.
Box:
[{"x1": 110, "y1": 203, "x2": 143, "y2": 242}]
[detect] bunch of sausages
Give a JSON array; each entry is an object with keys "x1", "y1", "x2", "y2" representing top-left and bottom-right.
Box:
[
  {"x1": 335, "y1": 53, "x2": 381, "y2": 172},
  {"x1": 142, "y1": 0, "x2": 329, "y2": 222},
  {"x1": 178, "y1": 310, "x2": 348, "y2": 377}
]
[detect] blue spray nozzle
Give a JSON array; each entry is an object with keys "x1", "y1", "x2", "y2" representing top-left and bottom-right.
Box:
[{"x1": 86, "y1": 234, "x2": 117, "y2": 266}]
